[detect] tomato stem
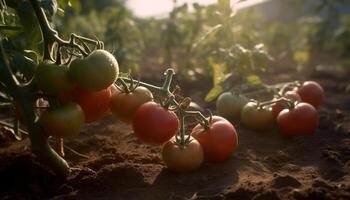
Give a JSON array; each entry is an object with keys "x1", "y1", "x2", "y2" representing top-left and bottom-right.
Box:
[
  {"x1": 0, "y1": 41, "x2": 70, "y2": 177},
  {"x1": 258, "y1": 97, "x2": 294, "y2": 109}
]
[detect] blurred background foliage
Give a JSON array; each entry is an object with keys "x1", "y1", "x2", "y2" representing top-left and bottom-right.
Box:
[{"x1": 1, "y1": 0, "x2": 349, "y2": 100}]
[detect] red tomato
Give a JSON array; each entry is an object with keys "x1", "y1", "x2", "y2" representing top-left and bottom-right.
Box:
[
  {"x1": 272, "y1": 91, "x2": 302, "y2": 118},
  {"x1": 132, "y1": 102, "x2": 179, "y2": 145},
  {"x1": 59, "y1": 86, "x2": 112, "y2": 123},
  {"x1": 109, "y1": 84, "x2": 118, "y2": 95},
  {"x1": 162, "y1": 137, "x2": 204, "y2": 172},
  {"x1": 110, "y1": 86, "x2": 153, "y2": 123},
  {"x1": 191, "y1": 116, "x2": 238, "y2": 162},
  {"x1": 277, "y1": 102, "x2": 318, "y2": 137},
  {"x1": 297, "y1": 81, "x2": 324, "y2": 108}
]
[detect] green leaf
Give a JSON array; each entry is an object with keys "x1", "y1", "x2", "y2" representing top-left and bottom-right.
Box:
[
  {"x1": 211, "y1": 61, "x2": 226, "y2": 85},
  {"x1": 14, "y1": 1, "x2": 42, "y2": 52},
  {"x1": 246, "y1": 74, "x2": 261, "y2": 85},
  {"x1": 205, "y1": 84, "x2": 224, "y2": 102}
]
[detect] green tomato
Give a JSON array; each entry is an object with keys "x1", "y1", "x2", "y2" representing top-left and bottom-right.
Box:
[
  {"x1": 241, "y1": 102, "x2": 274, "y2": 131},
  {"x1": 40, "y1": 103, "x2": 85, "y2": 138},
  {"x1": 68, "y1": 50, "x2": 119, "y2": 92},
  {"x1": 34, "y1": 62, "x2": 73, "y2": 95},
  {"x1": 216, "y1": 92, "x2": 248, "y2": 119}
]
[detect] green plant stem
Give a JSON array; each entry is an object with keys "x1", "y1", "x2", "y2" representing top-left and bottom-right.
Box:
[
  {"x1": 0, "y1": 25, "x2": 21, "y2": 30},
  {"x1": 0, "y1": 32, "x2": 69, "y2": 177},
  {"x1": 29, "y1": 0, "x2": 91, "y2": 60},
  {"x1": 258, "y1": 97, "x2": 294, "y2": 109},
  {"x1": 0, "y1": 120, "x2": 28, "y2": 134}
]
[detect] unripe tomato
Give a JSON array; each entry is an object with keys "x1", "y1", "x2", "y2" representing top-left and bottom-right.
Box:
[
  {"x1": 272, "y1": 91, "x2": 302, "y2": 118},
  {"x1": 39, "y1": 103, "x2": 85, "y2": 138},
  {"x1": 110, "y1": 86, "x2": 153, "y2": 123},
  {"x1": 241, "y1": 102, "x2": 274, "y2": 131},
  {"x1": 192, "y1": 116, "x2": 238, "y2": 162},
  {"x1": 216, "y1": 92, "x2": 248, "y2": 119},
  {"x1": 162, "y1": 137, "x2": 204, "y2": 172},
  {"x1": 34, "y1": 62, "x2": 73, "y2": 95},
  {"x1": 277, "y1": 102, "x2": 318, "y2": 137},
  {"x1": 132, "y1": 102, "x2": 179, "y2": 145},
  {"x1": 297, "y1": 81, "x2": 324, "y2": 108},
  {"x1": 59, "y1": 86, "x2": 113, "y2": 123},
  {"x1": 68, "y1": 50, "x2": 119, "y2": 92}
]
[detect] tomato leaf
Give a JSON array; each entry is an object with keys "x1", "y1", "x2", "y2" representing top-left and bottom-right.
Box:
[
  {"x1": 205, "y1": 84, "x2": 224, "y2": 102},
  {"x1": 246, "y1": 74, "x2": 261, "y2": 85}
]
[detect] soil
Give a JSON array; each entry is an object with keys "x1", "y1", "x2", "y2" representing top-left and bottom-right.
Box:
[{"x1": 0, "y1": 66, "x2": 349, "y2": 200}]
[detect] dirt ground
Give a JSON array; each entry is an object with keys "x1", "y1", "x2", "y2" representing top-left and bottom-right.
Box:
[{"x1": 0, "y1": 66, "x2": 349, "y2": 200}]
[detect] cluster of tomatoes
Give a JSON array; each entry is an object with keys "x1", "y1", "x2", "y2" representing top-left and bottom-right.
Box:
[
  {"x1": 35, "y1": 50, "x2": 119, "y2": 138},
  {"x1": 32, "y1": 49, "x2": 239, "y2": 172},
  {"x1": 216, "y1": 81, "x2": 325, "y2": 137}
]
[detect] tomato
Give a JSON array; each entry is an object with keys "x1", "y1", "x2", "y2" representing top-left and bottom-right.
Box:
[
  {"x1": 68, "y1": 50, "x2": 119, "y2": 92},
  {"x1": 109, "y1": 84, "x2": 118, "y2": 95},
  {"x1": 39, "y1": 103, "x2": 85, "y2": 138},
  {"x1": 241, "y1": 102, "x2": 274, "y2": 131},
  {"x1": 297, "y1": 81, "x2": 324, "y2": 108},
  {"x1": 132, "y1": 102, "x2": 179, "y2": 145},
  {"x1": 216, "y1": 92, "x2": 248, "y2": 119},
  {"x1": 59, "y1": 86, "x2": 112, "y2": 123},
  {"x1": 191, "y1": 116, "x2": 238, "y2": 162},
  {"x1": 34, "y1": 62, "x2": 73, "y2": 95},
  {"x1": 272, "y1": 91, "x2": 302, "y2": 118},
  {"x1": 162, "y1": 137, "x2": 203, "y2": 172},
  {"x1": 110, "y1": 86, "x2": 153, "y2": 122},
  {"x1": 277, "y1": 102, "x2": 318, "y2": 137}
]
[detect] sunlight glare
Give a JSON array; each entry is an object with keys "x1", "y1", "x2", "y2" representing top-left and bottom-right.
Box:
[{"x1": 126, "y1": 0, "x2": 270, "y2": 18}]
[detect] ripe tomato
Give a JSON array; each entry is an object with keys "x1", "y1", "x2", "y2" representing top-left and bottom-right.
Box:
[
  {"x1": 34, "y1": 62, "x2": 73, "y2": 95},
  {"x1": 39, "y1": 103, "x2": 85, "y2": 138},
  {"x1": 59, "y1": 86, "x2": 112, "y2": 123},
  {"x1": 68, "y1": 50, "x2": 119, "y2": 92},
  {"x1": 216, "y1": 92, "x2": 248, "y2": 119},
  {"x1": 132, "y1": 102, "x2": 179, "y2": 145},
  {"x1": 191, "y1": 116, "x2": 238, "y2": 162},
  {"x1": 110, "y1": 86, "x2": 153, "y2": 123},
  {"x1": 241, "y1": 102, "x2": 274, "y2": 131},
  {"x1": 162, "y1": 137, "x2": 204, "y2": 172},
  {"x1": 297, "y1": 81, "x2": 324, "y2": 108},
  {"x1": 277, "y1": 102, "x2": 318, "y2": 137},
  {"x1": 272, "y1": 91, "x2": 302, "y2": 118}
]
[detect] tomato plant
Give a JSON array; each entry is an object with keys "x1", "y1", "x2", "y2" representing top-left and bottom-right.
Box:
[
  {"x1": 68, "y1": 49, "x2": 119, "y2": 92},
  {"x1": 132, "y1": 101, "x2": 179, "y2": 145},
  {"x1": 241, "y1": 102, "x2": 274, "y2": 131},
  {"x1": 277, "y1": 102, "x2": 318, "y2": 137},
  {"x1": 216, "y1": 92, "x2": 248, "y2": 119},
  {"x1": 110, "y1": 85, "x2": 153, "y2": 123},
  {"x1": 162, "y1": 136, "x2": 204, "y2": 172},
  {"x1": 192, "y1": 116, "x2": 238, "y2": 162},
  {"x1": 296, "y1": 81, "x2": 324, "y2": 108},
  {"x1": 39, "y1": 103, "x2": 85, "y2": 138}
]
